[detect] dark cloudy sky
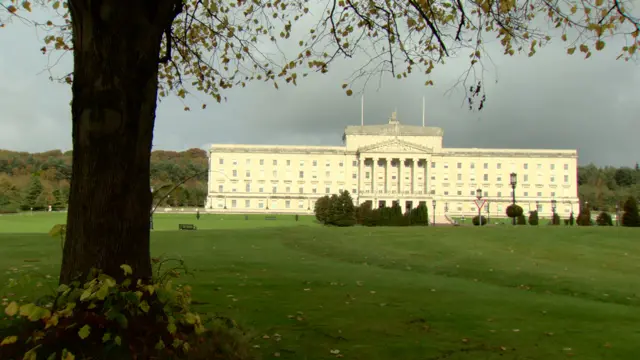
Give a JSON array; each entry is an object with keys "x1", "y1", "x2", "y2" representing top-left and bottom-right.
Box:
[{"x1": 0, "y1": 10, "x2": 637, "y2": 167}]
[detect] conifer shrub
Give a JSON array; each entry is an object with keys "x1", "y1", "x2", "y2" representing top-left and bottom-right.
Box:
[
  {"x1": 577, "y1": 207, "x2": 592, "y2": 226},
  {"x1": 506, "y1": 204, "x2": 523, "y2": 220},
  {"x1": 621, "y1": 196, "x2": 640, "y2": 227},
  {"x1": 596, "y1": 211, "x2": 613, "y2": 226},
  {"x1": 528, "y1": 210, "x2": 539, "y2": 225},
  {"x1": 516, "y1": 214, "x2": 527, "y2": 225},
  {"x1": 472, "y1": 215, "x2": 487, "y2": 226}
]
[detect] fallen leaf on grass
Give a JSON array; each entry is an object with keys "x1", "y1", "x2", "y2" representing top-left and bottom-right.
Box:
[
  {"x1": 303, "y1": 288, "x2": 311, "y2": 292},
  {"x1": 462, "y1": 338, "x2": 469, "y2": 343},
  {"x1": 512, "y1": 329, "x2": 520, "y2": 332},
  {"x1": 274, "y1": 352, "x2": 280, "y2": 357}
]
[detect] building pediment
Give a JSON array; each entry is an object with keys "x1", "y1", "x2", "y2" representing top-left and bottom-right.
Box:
[{"x1": 358, "y1": 138, "x2": 431, "y2": 154}]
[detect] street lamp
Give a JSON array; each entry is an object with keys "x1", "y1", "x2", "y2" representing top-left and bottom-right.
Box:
[
  {"x1": 509, "y1": 172, "x2": 517, "y2": 225},
  {"x1": 535, "y1": 200, "x2": 540, "y2": 213},
  {"x1": 444, "y1": 202, "x2": 449, "y2": 213},
  {"x1": 551, "y1": 199, "x2": 557, "y2": 222},
  {"x1": 476, "y1": 188, "x2": 483, "y2": 225},
  {"x1": 486, "y1": 201, "x2": 490, "y2": 224},
  {"x1": 432, "y1": 200, "x2": 436, "y2": 226}
]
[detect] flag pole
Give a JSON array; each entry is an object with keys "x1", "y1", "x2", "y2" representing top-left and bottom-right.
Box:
[
  {"x1": 422, "y1": 96, "x2": 425, "y2": 127},
  {"x1": 361, "y1": 94, "x2": 364, "y2": 126}
]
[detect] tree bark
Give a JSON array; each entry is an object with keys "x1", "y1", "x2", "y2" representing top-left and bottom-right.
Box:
[{"x1": 60, "y1": 0, "x2": 181, "y2": 284}]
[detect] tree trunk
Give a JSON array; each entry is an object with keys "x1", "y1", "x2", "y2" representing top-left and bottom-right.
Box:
[{"x1": 60, "y1": 0, "x2": 181, "y2": 284}]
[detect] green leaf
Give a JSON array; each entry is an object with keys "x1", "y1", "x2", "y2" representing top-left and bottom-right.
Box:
[
  {"x1": 114, "y1": 336, "x2": 122, "y2": 346},
  {"x1": 4, "y1": 301, "x2": 18, "y2": 316},
  {"x1": 95, "y1": 283, "x2": 111, "y2": 300},
  {"x1": 56, "y1": 284, "x2": 70, "y2": 293},
  {"x1": 120, "y1": 264, "x2": 133, "y2": 276},
  {"x1": 155, "y1": 339, "x2": 165, "y2": 350},
  {"x1": 102, "y1": 333, "x2": 111, "y2": 343},
  {"x1": 139, "y1": 300, "x2": 150, "y2": 313},
  {"x1": 48, "y1": 224, "x2": 66, "y2": 238},
  {"x1": 167, "y1": 323, "x2": 177, "y2": 334},
  {"x1": 78, "y1": 325, "x2": 91, "y2": 339},
  {"x1": 184, "y1": 313, "x2": 197, "y2": 325}
]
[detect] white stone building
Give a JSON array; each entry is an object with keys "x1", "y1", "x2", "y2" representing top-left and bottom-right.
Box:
[{"x1": 206, "y1": 112, "x2": 579, "y2": 222}]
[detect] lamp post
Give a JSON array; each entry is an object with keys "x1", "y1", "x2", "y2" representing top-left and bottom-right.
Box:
[
  {"x1": 476, "y1": 188, "x2": 483, "y2": 225},
  {"x1": 509, "y1": 172, "x2": 517, "y2": 225},
  {"x1": 432, "y1": 199, "x2": 436, "y2": 226},
  {"x1": 444, "y1": 202, "x2": 449, "y2": 213},
  {"x1": 486, "y1": 201, "x2": 490, "y2": 224},
  {"x1": 551, "y1": 199, "x2": 557, "y2": 223},
  {"x1": 535, "y1": 200, "x2": 540, "y2": 213}
]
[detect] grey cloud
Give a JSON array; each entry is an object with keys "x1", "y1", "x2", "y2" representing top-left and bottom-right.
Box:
[{"x1": 1, "y1": 13, "x2": 638, "y2": 167}]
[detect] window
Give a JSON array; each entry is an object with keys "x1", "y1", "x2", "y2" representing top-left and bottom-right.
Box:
[
  {"x1": 457, "y1": 190, "x2": 462, "y2": 195},
  {"x1": 524, "y1": 174, "x2": 528, "y2": 182},
  {"x1": 245, "y1": 200, "x2": 250, "y2": 208},
  {"x1": 444, "y1": 191, "x2": 449, "y2": 195},
  {"x1": 470, "y1": 163, "x2": 475, "y2": 169},
  {"x1": 339, "y1": 161, "x2": 344, "y2": 167},
  {"x1": 299, "y1": 187, "x2": 304, "y2": 194},
  {"x1": 232, "y1": 159, "x2": 237, "y2": 166},
  {"x1": 326, "y1": 171, "x2": 330, "y2": 177},
  {"x1": 300, "y1": 160, "x2": 305, "y2": 166},
  {"x1": 260, "y1": 159, "x2": 264, "y2": 165},
  {"x1": 550, "y1": 164, "x2": 555, "y2": 170},
  {"x1": 245, "y1": 183, "x2": 251, "y2": 192},
  {"x1": 457, "y1": 162, "x2": 462, "y2": 169},
  {"x1": 299, "y1": 171, "x2": 304, "y2": 178},
  {"x1": 564, "y1": 175, "x2": 569, "y2": 183},
  {"x1": 484, "y1": 163, "x2": 488, "y2": 169},
  {"x1": 272, "y1": 186, "x2": 277, "y2": 193},
  {"x1": 470, "y1": 190, "x2": 475, "y2": 196},
  {"x1": 232, "y1": 187, "x2": 237, "y2": 192},
  {"x1": 537, "y1": 192, "x2": 542, "y2": 197},
  {"x1": 287, "y1": 160, "x2": 291, "y2": 166},
  {"x1": 298, "y1": 201, "x2": 304, "y2": 209},
  {"x1": 273, "y1": 170, "x2": 278, "y2": 177},
  {"x1": 231, "y1": 200, "x2": 237, "y2": 208},
  {"x1": 524, "y1": 163, "x2": 528, "y2": 170},
  {"x1": 246, "y1": 170, "x2": 251, "y2": 177},
  {"x1": 312, "y1": 160, "x2": 318, "y2": 166},
  {"x1": 444, "y1": 163, "x2": 449, "y2": 169},
  {"x1": 232, "y1": 170, "x2": 238, "y2": 177},
  {"x1": 352, "y1": 188, "x2": 357, "y2": 194},
  {"x1": 497, "y1": 163, "x2": 502, "y2": 169},
  {"x1": 219, "y1": 158, "x2": 224, "y2": 165},
  {"x1": 551, "y1": 192, "x2": 556, "y2": 197},
  {"x1": 497, "y1": 191, "x2": 502, "y2": 197},
  {"x1": 272, "y1": 200, "x2": 278, "y2": 209},
  {"x1": 258, "y1": 202, "x2": 264, "y2": 209},
  {"x1": 326, "y1": 161, "x2": 331, "y2": 167},
  {"x1": 497, "y1": 176, "x2": 502, "y2": 182},
  {"x1": 366, "y1": 172, "x2": 370, "y2": 179},
  {"x1": 352, "y1": 173, "x2": 357, "y2": 179},
  {"x1": 312, "y1": 187, "x2": 317, "y2": 194},
  {"x1": 325, "y1": 187, "x2": 330, "y2": 194},
  {"x1": 550, "y1": 176, "x2": 555, "y2": 183},
  {"x1": 431, "y1": 162, "x2": 436, "y2": 168},
  {"x1": 524, "y1": 192, "x2": 529, "y2": 197},
  {"x1": 457, "y1": 174, "x2": 462, "y2": 181},
  {"x1": 246, "y1": 159, "x2": 251, "y2": 165},
  {"x1": 273, "y1": 159, "x2": 278, "y2": 166},
  {"x1": 564, "y1": 164, "x2": 569, "y2": 170},
  {"x1": 537, "y1": 164, "x2": 542, "y2": 170},
  {"x1": 285, "y1": 200, "x2": 291, "y2": 208},
  {"x1": 259, "y1": 187, "x2": 264, "y2": 193},
  {"x1": 483, "y1": 174, "x2": 489, "y2": 181},
  {"x1": 218, "y1": 185, "x2": 223, "y2": 192},
  {"x1": 286, "y1": 186, "x2": 290, "y2": 193}
]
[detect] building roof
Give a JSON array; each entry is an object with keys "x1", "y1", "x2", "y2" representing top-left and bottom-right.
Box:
[{"x1": 343, "y1": 111, "x2": 444, "y2": 137}]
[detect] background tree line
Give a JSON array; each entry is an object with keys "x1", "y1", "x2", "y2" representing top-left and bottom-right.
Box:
[
  {"x1": 0, "y1": 148, "x2": 208, "y2": 213},
  {"x1": 1, "y1": 149, "x2": 638, "y2": 214}
]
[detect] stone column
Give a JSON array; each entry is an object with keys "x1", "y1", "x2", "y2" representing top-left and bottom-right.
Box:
[
  {"x1": 398, "y1": 159, "x2": 403, "y2": 196},
  {"x1": 411, "y1": 159, "x2": 417, "y2": 194},
  {"x1": 385, "y1": 158, "x2": 391, "y2": 195},
  {"x1": 371, "y1": 157, "x2": 377, "y2": 195},
  {"x1": 358, "y1": 155, "x2": 365, "y2": 199},
  {"x1": 424, "y1": 159, "x2": 428, "y2": 194}
]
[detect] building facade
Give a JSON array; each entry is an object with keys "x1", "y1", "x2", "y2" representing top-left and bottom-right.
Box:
[{"x1": 206, "y1": 112, "x2": 579, "y2": 222}]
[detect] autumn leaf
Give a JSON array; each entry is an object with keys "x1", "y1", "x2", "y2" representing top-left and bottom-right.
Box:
[
  {"x1": 0, "y1": 336, "x2": 17, "y2": 346},
  {"x1": 346, "y1": 89, "x2": 353, "y2": 96},
  {"x1": 78, "y1": 324, "x2": 91, "y2": 339},
  {"x1": 120, "y1": 264, "x2": 132, "y2": 276},
  {"x1": 567, "y1": 47, "x2": 576, "y2": 55},
  {"x1": 4, "y1": 301, "x2": 18, "y2": 317},
  {"x1": 7, "y1": 5, "x2": 17, "y2": 13}
]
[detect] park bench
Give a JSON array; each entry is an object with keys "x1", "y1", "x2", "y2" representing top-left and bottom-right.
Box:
[
  {"x1": 178, "y1": 224, "x2": 197, "y2": 230},
  {"x1": 265, "y1": 216, "x2": 277, "y2": 221}
]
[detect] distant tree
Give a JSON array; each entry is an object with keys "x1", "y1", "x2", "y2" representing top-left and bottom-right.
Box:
[
  {"x1": 472, "y1": 215, "x2": 487, "y2": 226},
  {"x1": 331, "y1": 190, "x2": 356, "y2": 227},
  {"x1": 621, "y1": 196, "x2": 640, "y2": 227},
  {"x1": 22, "y1": 175, "x2": 44, "y2": 209},
  {"x1": 314, "y1": 196, "x2": 331, "y2": 225},
  {"x1": 528, "y1": 210, "x2": 539, "y2": 226},
  {"x1": 596, "y1": 212, "x2": 613, "y2": 226},
  {"x1": 577, "y1": 207, "x2": 592, "y2": 226},
  {"x1": 614, "y1": 167, "x2": 636, "y2": 187}
]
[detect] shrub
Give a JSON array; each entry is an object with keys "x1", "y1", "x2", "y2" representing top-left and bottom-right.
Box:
[
  {"x1": 408, "y1": 203, "x2": 429, "y2": 226},
  {"x1": 314, "y1": 196, "x2": 330, "y2": 224},
  {"x1": 330, "y1": 190, "x2": 356, "y2": 227},
  {"x1": 596, "y1": 211, "x2": 613, "y2": 226},
  {"x1": 356, "y1": 201, "x2": 373, "y2": 225},
  {"x1": 528, "y1": 210, "x2": 539, "y2": 225},
  {"x1": 577, "y1": 207, "x2": 592, "y2": 226},
  {"x1": 0, "y1": 260, "x2": 252, "y2": 360},
  {"x1": 506, "y1": 204, "x2": 523, "y2": 219},
  {"x1": 551, "y1": 213, "x2": 561, "y2": 225},
  {"x1": 516, "y1": 214, "x2": 527, "y2": 225},
  {"x1": 621, "y1": 196, "x2": 640, "y2": 227},
  {"x1": 569, "y1": 212, "x2": 575, "y2": 226},
  {"x1": 472, "y1": 215, "x2": 487, "y2": 226}
]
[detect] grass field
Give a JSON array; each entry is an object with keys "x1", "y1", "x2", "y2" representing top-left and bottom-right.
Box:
[{"x1": 1, "y1": 213, "x2": 639, "y2": 359}]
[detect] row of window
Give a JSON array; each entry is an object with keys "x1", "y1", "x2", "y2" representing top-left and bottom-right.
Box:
[
  {"x1": 218, "y1": 184, "x2": 356, "y2": 195},
  {"x1": 432, "y1": 174, "x2": 571, "y2": 183},
  {"x1": 218, "y1": 158, "x2": 356, "y2": 168},
  {"x1": 217, "y1": 199, "x2": 307, "y2": 209},
  {"x1": 435, "y1": 162, "x2": 571, "y2": 171},
  {"x1": 228, "y1": 169, "x2": 349, "y2": 179}
]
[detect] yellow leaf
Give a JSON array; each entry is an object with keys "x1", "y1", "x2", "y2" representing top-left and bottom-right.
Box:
[
  {"x1": 120, "y1": 264, "x2": 132, "y2": 276},
  {"x1": 595, "y1": 40, "x2": 605, "y2": 51},
  {"x1": 346, "y1": 89, "x2": 353, "y2": 96},
  {"x1": 52, "y1": 1, "x2": 60, "y2": 10},
  {"x1": 22, "y1": 1, "x2": 32, "y2": 12},
  {"x1": 0, "y1": 336, "x2": 18, "y2": 346},
  {"x1": 7, "y1": 5, "x2": 17, "y2": 13},
  {"x1": 595, "y1": 0, "x2": 603, "y2": 5},
  {"x1": 78, "y1": 325, "x2": 91, "y2": 340},
  {"x1": 139, "y1": 301, "x2": 150, "y2": 313},
  {"x1": 579, "y1": 44, "x2": 589, "y2": 53},
  {"x1": 114, "y1": 336, "x2": 122, "y2": 346},
  {"x1": 62, "y1": 350, "x2": 75, "y2": 360},
  {"x1": 4, "y1": 302, "x2": 18, "y2": 317},
  {"x1": 24, "y1": 347, "x2": 39, "y2": 360},
  {"x1": 561, "y1": 34, "x2": 567, "y2": 41},
  {"x1": 567, "y1": 47, "x2": 576, "y2": 55}
]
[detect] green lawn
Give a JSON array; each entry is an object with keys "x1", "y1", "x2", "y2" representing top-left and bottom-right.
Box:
[{"x1": 1, "y1": 213, "x2": 639, "y2": 359}]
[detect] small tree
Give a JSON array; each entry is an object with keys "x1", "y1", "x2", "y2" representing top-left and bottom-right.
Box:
[
  {"x1": 410, "y1": 204, "x2": 429, "y2": 226},
  {"x1": 472, "y1": 215, "x2": 487, "y2": 226},
  {"x1": 596, "y1": 212, "x2": 613, "y2": 226},
  {"x1": 569, "y1": 212, "x2": 575, "y2": 226},
  {"x1": 621, "y1": 196, "x2": 640, "y2": 227},
  {"x1": 551, "y1": 213, "x2": 561, "y2": 225},
  {"x1": 516, "y1": 214, "x2": 527, "y2": 225},
  {"x1": 314, "y1": 196, "x2": 331, "y2": 224},
  {"x1": 528, "y1": 210, "x2": 539, "y2": 226},
  {"x1": 331, "y1": 191, "x2": 356, "y2": 227},
  {"x1": 22, "y1": 175, "x2": 44, "y2": 209},
  {"x1": 577, "y1": 207, "x2": 592, "y2": 226}
]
